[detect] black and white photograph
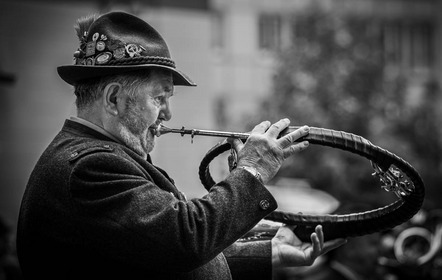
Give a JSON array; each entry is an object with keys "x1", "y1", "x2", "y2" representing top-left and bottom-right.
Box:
[{"x1": 0, "y1": 0, "x2": 441, "y2": 279}]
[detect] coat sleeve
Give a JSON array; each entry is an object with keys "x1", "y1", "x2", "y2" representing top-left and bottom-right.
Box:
[
  {"x1": 223, "y1": 240, "x2": 273, "y2": 280},
  {"x1": 68, "y1": 147, "x2": 278, "y2": 272}
]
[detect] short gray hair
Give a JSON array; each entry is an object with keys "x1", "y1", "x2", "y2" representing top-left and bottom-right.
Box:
[{"x1": 73, "y1": 70, "x2": 151, "y2": 111}]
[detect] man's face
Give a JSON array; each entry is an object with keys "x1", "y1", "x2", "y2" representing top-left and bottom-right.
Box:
[{"x1": 117, "y1": 69, "x2": 173, "y2": 158}]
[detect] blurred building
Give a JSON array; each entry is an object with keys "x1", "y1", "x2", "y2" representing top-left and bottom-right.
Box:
[{"x1": 0, "y1": 0, "x2": 441, "y2": 231}]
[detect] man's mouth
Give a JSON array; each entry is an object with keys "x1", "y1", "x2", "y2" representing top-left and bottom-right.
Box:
[{"x1": 149, "y1": 123, "x2": 162, "y2": 137}]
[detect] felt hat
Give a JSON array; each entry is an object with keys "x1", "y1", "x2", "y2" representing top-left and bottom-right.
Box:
[{"x1": 57, "y1": 11, "x2": 196, "y2": 86}]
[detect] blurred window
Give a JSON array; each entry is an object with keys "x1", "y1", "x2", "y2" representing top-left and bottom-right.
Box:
[
  {"x1": 259, "y1": 14, "x2": 282, "y2": 51},
  {"x1": 382, "y1": 21, "x2": 435, "y2": 71},
  {"x1": 211, "y1": 11, "x2": 224, "y2": 49}
]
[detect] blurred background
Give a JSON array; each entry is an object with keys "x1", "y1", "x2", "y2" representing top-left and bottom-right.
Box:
[{"x1": 1, "y1": 0, "x2": 442, "y2": 279}]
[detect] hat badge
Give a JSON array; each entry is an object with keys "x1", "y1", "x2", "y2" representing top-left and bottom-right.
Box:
[{"x1": 125, "y1": 44, "x2": 143, "y2": 58}]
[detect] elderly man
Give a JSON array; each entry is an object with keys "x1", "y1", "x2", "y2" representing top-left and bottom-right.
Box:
[{"x1": 17, "y1": 11, "x2": 345, "y2": 279}]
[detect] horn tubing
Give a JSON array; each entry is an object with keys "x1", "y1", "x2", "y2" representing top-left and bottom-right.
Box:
[
  {"x1": 153, "y1": 124, "x2": 303, "y2": 140},
  {"x1": 196, "y1": 124, "x2": 425, "y2": 242}
]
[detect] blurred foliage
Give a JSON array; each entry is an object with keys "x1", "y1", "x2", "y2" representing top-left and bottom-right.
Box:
[{"x1": 250, "y1": 11, "x2": 442, "y2": 209}]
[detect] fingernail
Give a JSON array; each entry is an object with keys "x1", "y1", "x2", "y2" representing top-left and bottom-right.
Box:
[
  {"x1": 303, "y1": 125, "x2": 309, "y2": 132},
  {"x1": 303, "y1": 141, "x2": 309, "y2": 147}
]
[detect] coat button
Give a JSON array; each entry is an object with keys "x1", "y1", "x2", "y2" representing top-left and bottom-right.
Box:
[{"x1": 259, "y1": 199, "x2": 270, "y2": 210}]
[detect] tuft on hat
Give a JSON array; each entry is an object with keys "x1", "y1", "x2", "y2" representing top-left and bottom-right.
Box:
[{"x1": 57, "y1": 11, "x2": 196, "y2": 86}]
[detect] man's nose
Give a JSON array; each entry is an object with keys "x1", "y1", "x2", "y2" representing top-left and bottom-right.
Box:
[{"x1": 159, "y1": 102, "x2": 172, "y2": 121}]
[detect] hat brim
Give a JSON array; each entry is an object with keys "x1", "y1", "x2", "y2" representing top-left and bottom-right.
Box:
[{"x1": 57, "y1": 64, "x2": 196, "y2": 86}]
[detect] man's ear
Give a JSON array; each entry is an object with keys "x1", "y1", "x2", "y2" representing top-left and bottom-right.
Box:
[{"x1": 103, "y1": 82, "x2": 122, "y2": 116}]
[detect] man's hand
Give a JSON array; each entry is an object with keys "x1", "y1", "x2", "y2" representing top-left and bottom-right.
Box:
[
  {"x1": 271, "y1": 225, "x2": 347, "y2": 268},
  {"x1": 230, "y1": 119, "x2": 309, "y2": 184}
]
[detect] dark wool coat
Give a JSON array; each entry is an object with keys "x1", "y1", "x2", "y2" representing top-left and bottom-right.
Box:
[{"x1": 17, "y1": 119, "x2": 278, "y2": 279}]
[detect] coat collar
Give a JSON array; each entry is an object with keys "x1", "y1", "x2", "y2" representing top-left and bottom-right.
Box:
[
  {"x1": 69, "y1": 116, "x2": 123, "y2": 144},
  {"x1": 62, "y1": 118, "x2": 153, "y2": 163}
]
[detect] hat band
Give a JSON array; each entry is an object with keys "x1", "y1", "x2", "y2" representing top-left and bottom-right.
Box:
[
  {"x1": 107, "y1": 56, "x2": 176, "y2": 68},
  {"x1": 74, "y1": 31, "x2": 176, "y2": 68}
]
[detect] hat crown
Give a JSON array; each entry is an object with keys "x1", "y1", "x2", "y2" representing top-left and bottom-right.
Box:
[
  {"x1": 75, "y1": 12, "x2": 174, "y2": 67},
  {"x1": 87, "y1": 12, "x2": 171, "y2": 58}
]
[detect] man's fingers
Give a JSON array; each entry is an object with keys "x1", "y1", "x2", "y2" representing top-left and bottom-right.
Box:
[
  {"x1": 310, "y1": 232, "x2": 321, "y2": 258},
  {"x1": 278, "y1": 125, "x2": 310, "y2": 148},
  {"x1": 266, "y1": 118, "x2": 290, "y2": 138},
  {"x1": 228, "y1": 138, "x2": 244, "y2": 153},
  {"x1": 282, "y1": 141, "x2": 309, "y2": 159},
  {"x1": 251, "y1": 120, "x2": 271, "y2": 134},
  {"x1": 315, "y1": 225, "x2": 324, "y2": 250},
  {"x1": 312, "y1": 224, "x2": 346, "y2": 256},
  {"x1": 307, "y1": 228, "x2": 346, "y2": 265}
]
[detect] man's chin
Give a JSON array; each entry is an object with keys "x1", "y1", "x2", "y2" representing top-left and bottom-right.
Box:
[
  {"x1": 118, "y1": 126, "x2": 153, "y2": 159},
  {"x1": 145, "y1": 133, "x2": 155, "y2": 154}
]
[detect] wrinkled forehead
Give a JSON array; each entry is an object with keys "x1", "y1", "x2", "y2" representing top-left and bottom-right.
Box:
[
  {"x1": 148, "y1": 68, "x2": 174, "y2": 89},
  {"x1": 134, "y1": 68, "x2": 174, "y2": 95}
]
